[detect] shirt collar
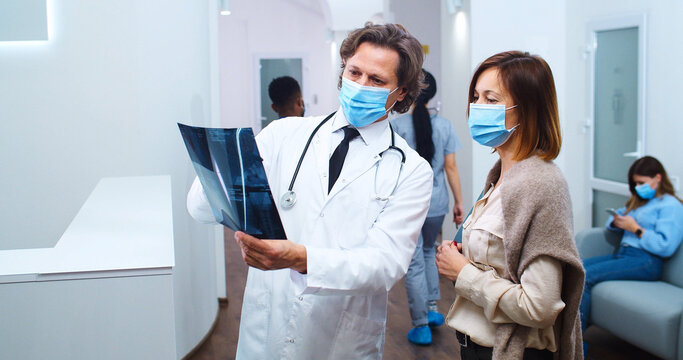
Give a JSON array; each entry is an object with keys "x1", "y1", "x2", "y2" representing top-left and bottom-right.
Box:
[{"x1": 330, "y1": 106, "x2": 389, "y2": 146}]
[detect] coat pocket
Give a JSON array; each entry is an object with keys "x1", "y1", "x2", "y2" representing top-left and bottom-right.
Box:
[{"x1": 328, "y1": 310, "x2": 384, "y2": 360}]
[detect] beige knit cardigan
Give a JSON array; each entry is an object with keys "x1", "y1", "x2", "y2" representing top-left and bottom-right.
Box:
[{"x1": 484, "y1": 156, "x2": 585, "y2": 360}]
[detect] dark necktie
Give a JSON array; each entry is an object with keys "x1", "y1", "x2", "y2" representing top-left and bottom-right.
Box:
[{"x1": 328, "y1": 126, "x2": 360, "y2": 193}]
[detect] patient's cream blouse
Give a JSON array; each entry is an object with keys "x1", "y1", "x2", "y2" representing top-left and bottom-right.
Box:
[{"x1": 445, "y1": 184, "x2": 565, "y2": 351}]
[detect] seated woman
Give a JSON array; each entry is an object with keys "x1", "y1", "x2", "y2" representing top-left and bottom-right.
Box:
[
  {"x1": 580, "y1": 156, "x2": 683, "y2": 335},
  {"x1": 435, "y1": 51, "x2": 585, "y2": 360}
]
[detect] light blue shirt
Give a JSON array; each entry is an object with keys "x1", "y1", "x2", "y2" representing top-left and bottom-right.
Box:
[
  {"x1": 606, "y1": 194, "x2": 683, "y2": 258},
  {"x1": 391, "y1": 113, "x2": 461, "y2": 217}
]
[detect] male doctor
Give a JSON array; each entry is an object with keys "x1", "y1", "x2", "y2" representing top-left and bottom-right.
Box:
[{"x1": 187, "y1": 23, "x2": 433, "y2": 359}]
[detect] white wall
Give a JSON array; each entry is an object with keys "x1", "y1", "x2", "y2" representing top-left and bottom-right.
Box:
[
  {"x1": 564, "y1": 0, "x2": 683, "y2": 231},
  {"x1": 0, "y1": 1, "x2": 219, "y2": 358},
  {"x1": 327, "y1": 0, "x2": 383, "y2": 31},
  {"x1": 469, "y1": 0, "x2": 568, "y2": 204},
  {"x1": 391, "y1": 0, "x2": 441, "y2": 106},
  {"x1": 440, "y1": 0, "x2": 472, "y2": 241},
  {"x1": 218, "y1": 0, "x2": 338, "y2": 129}
]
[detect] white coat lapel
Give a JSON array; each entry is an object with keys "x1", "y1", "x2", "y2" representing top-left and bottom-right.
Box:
[{"x1": 312, "y1": 119, "x2": 332, "y2": 198}]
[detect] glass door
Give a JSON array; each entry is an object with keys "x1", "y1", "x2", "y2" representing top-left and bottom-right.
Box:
[{"x1": 587, "y1": 15, "x2": 646, "y2": 227}]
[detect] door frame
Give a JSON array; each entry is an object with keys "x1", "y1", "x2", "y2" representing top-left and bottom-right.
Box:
[
  {"x1": 252, "y1": 52, "x2": 308, "y2": 133},
  {"x1": 585, "y1": 13, "x2": 647, "y2": 226}
]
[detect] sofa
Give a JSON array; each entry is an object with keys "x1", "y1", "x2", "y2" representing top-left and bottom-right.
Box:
[{"x1": 576, "y1": 227, "x2": 683, "y2": 360}]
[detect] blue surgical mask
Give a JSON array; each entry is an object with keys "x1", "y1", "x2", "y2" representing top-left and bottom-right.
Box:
[
  {"x1": 635, "y1": 182, "x2": 656, "y2": 200},
  {"x1": 339, "y1": 77, "x2": 398, "y2": 128},
  {"x1": 468, "y1": 103, "x2": 518, "y2": 147}
]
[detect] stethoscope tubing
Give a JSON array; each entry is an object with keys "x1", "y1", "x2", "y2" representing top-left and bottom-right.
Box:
[
  {"x1": 283, "y1": 111, "x2": 405, "y2": 208},
  {"x1": 286, "y1": 111, "x2": 337, "y2": 192},
  {"x1": 374, "y1": 145, "x2": 405, "y2": 201}
]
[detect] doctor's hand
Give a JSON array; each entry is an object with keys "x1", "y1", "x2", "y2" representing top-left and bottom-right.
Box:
[
  {"x1": 453, "y1": 204, "x2": 464, "y2": 225},
  {"x1": 435, "y1": 241, "x2": 469, "y2": 282},
  {"x1": 235, "y1": 231, "x2": 307, "y2": 273}
]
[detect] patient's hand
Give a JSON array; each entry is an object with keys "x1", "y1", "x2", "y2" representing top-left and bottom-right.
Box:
[{"x1": 436, "y1": 241, "x2": 467, "y2": 282}]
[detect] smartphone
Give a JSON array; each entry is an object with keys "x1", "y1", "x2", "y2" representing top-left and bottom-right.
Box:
[{"x1": 605, "y1": 208, "x2": 619, "y2": 216}]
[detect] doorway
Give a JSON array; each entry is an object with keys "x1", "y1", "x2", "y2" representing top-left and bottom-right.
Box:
[
  {"x1": 586, "y1": 15, "x2": 647, "y2": 226},
  {"x1": 256, "y1": 57, "x2": 304, "y2": 131}
]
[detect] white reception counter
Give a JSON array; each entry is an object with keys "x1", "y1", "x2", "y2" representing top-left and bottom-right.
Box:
[{"x1": 0, "y1": 176, "x2": 177, "y2": 359}]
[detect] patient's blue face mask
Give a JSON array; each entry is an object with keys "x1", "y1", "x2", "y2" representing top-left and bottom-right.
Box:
[
  {"x1": 635, "y1": 181, "x2": 657, "y2": 200},
  {"x1": 468, "y1": 103, "x2": 518, "y2": 148},
  {"x1": 339, "y1": 77, "x2": 398, "y2": 128}
]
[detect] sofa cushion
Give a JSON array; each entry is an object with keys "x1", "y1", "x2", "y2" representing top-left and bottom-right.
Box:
[
  {"x1": 591, "y1": 280, "x2": 683, "y2": 360},
  {"x1": 663, "y1": 245, "x2": 683, "y2": 288},
  {"x1": 679, "y1": 314, "x2": 683, "y2": 360}
]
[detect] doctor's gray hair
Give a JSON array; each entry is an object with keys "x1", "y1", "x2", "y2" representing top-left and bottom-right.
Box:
[{"x1": 338, "y1": 23, "x2": 425, "y2": 114}]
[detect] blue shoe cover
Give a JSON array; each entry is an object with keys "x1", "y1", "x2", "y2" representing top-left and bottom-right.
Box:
[
  {"x1": 428, "y1": 311, "x2": 444, "y2": 327},
  {"x1": 407, "y1": 325, "x2": 432, "y2": 345}
]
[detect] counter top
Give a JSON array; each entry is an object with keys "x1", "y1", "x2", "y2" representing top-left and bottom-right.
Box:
[{"x1": 0, "y1": 176, "x2": 174, "y2": 283}]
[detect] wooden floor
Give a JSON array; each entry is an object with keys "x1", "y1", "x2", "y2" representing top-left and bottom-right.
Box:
[{"x1": 188, "y1": 229, "x2": 661, "y2": 360}]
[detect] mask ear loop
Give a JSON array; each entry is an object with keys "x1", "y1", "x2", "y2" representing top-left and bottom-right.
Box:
[
  {"x1": 384, "y1": 87, "x2": 401, "y2": 115},
  {"x1": 384, "y1": 101, "x2": 397, "y2": 115},
  {"x1": 504, "y1": 104, "x2": 519, "y2": 131}
]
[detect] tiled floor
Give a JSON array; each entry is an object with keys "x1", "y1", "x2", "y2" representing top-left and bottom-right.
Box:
[{"x1": 188, "y1": 230, "x2": 661, "y2": 359}]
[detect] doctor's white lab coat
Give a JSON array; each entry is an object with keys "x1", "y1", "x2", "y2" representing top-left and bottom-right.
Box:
[{"x1": 187, "y1": 109, "x2": 433, "y2": 360}]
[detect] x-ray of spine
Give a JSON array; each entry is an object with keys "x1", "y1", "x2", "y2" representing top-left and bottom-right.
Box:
[{"x1": 179, "y1": 123, "x2": 287, "y2": 239}]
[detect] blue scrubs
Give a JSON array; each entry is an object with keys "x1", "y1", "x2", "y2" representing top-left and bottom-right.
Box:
[{"x1": 391, "y1": 113, "x2": 461, "y2": 326}]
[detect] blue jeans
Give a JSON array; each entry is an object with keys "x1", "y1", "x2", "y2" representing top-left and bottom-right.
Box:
[
  {"x1": 580, "y1": 245, "x2": 663, "y2": 332},
  {"x1": 405, "y1": 215, "x2": 445, "y2": 327}
]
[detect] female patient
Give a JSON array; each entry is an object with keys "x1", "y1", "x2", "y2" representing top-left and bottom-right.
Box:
[
  {"x1": 436, "y1": 51, "x2": 585, "y2": 360},
  {"x1": 581, "y1": 156, "x2": 683, "y2": 334}
]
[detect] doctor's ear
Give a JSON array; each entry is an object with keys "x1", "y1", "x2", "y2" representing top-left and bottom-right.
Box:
[{"x1": 396, "y1": 87, "x2": 408, "y2": 102}]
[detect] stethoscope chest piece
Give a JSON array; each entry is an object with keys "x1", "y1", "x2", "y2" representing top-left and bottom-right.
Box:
[{"x1": 281, "y1": 190, "x2": 297, "y2": 209}]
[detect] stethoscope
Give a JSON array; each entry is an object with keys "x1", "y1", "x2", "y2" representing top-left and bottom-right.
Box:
[{"x1": 280, "y1": 111, "x2": 406, "y2": 209}]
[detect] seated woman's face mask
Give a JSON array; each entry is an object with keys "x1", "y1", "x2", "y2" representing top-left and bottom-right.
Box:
[
  {"x1": 339, "y1": 77, "x2": 398, "y2": 128},
  {"x1": 635, "y1": 181, "x2": 657, "y2": 199},
  {"x1": 468, "y1": 103, "x2": 518, "y2": 147}
]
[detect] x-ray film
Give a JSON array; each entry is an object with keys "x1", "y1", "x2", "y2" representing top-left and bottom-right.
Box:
[{"x1": 178, "y1": 123, "x2": 287, "y2": 239}]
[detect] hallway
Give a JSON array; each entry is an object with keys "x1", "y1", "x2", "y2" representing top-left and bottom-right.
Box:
[{"x1": 188, "y1": 229, "x2": 660, "y2": 360}]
